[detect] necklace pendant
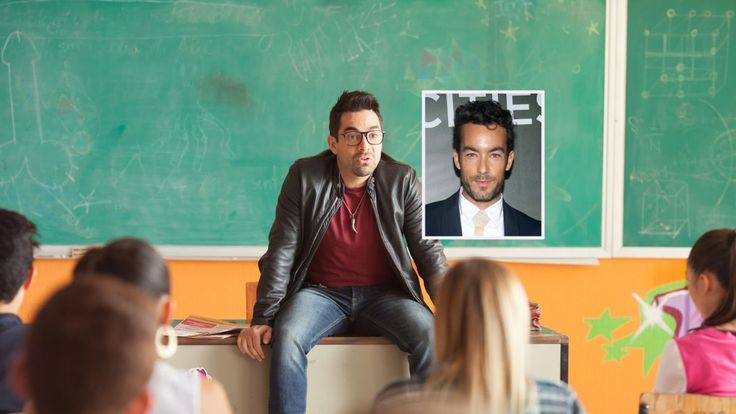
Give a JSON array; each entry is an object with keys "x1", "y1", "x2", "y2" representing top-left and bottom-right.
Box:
[{"x1": 351, "y1": 216, "x2": 357, "y2": 233}]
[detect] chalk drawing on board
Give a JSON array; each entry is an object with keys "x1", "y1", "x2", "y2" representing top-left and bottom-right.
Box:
[
  {"x1": 629, "y1": 94, "x2": 734, "y2": 239},
  {"x1": 156, "y1": 103, "x2": 233, "y2": 171},
  {"x1": 500, "y1": 20, "x2": 520, "y2": 41},
  {"x1": 641, "y1": 9, "x2": 733, "y2": 99},
  {"x1": 1, "y1": 31, "x2": 76, "y2": 212},
  {"x1": 700, "y1": 99, "x2": 736, "y2": 182},
  {"x1": 586, "y1": 21, "x2": 600, "y2": 36},
  {"x1": 711, "y1": 128, "x2": 736, "y2": 181},
  {"x1": 698, "y1": 99, "x2": 736, "y2": 219},
  {"x1": 639, "y1": 180, "x2": 690, "y2": 238},
  {"x1": 284, "y1": 2, "x2": 398, "y2": 82},
  {"x1": 112, "y1": 148, "x2": 142, "y2": 189},
  {"x1": 627, "y1": 119, "x2": 664, "y2": 154},
  {"x1": 73, "y1": 189, "x2": 111, "y2": 214},
  {"x1": 2, "y1": 31, "x2": 44, "y2": 147},
  {"x1": 399, "y1": 20, "x2": 418, "y2": 39},
  {"x1": 561, "y1": 205, "x2": 597, "y2": 237},
  {"x1": 171, "y1": 2, "x2": 264, "y2": 25},
  {"x1": 487, "y1": 0, "x2": 536, "y2": 21}
]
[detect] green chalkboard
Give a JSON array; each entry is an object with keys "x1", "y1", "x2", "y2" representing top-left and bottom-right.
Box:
[
  {"x1": 0, "y1": 0, "x2": 605, "y2": 248},
  {"x1": 624, "y1": 0, "x2": 736, "y2": 248}
]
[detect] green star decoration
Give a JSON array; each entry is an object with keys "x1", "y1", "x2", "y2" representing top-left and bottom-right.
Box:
[
  {"x1": 603, "y1": 338, "x2": 630, "y2": 362},
  {"x1": 645, "y1": 281, "x2": 687, "y2": 304},
  {"x1": 584, "y1": 309, "x2": 631, "y2": 341},
  {"x1": 628, "y1": 304, "x2": 676, "y2": 376}
]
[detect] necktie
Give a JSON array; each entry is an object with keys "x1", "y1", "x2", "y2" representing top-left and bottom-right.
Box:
[{"x1": 473, "y1": 210, "x2": 490, "y2": 236}]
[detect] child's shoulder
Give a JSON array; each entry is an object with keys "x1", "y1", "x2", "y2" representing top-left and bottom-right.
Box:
[{"x1": 677, "y1": 326, "x2": 736, "y2": 347}]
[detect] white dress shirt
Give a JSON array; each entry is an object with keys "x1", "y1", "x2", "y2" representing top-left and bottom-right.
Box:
[{"x1": 458, "y1": 188, "x2": 504, "y2": 237}]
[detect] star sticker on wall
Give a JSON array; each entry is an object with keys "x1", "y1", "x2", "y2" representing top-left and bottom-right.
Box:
[
  {"x1": 500, "y1": 20, "x2": 519, "y2": 41},
  {"x1": 585, "y1": 308, "x2": 631, "y2": 341},
  {"x1": 603, "y1": 339, "x2": 630, "y2": 362}
]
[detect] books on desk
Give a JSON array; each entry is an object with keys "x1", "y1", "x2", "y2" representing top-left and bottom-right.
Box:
[
  {"x1": 174, "y1": 315, "x2": 247, "y2": 339},
  {"x1": 530, "y1": 302, "x2": 541, "y2": 331}
]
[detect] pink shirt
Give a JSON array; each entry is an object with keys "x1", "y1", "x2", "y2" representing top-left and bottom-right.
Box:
[{"x1": 655, "y1": 327, "x2": 736, "y2": 396}]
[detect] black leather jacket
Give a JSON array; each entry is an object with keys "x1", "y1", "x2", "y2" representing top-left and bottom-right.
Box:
[{"x1": 251, "y1": 150, "x2": 448, "y2": 326}]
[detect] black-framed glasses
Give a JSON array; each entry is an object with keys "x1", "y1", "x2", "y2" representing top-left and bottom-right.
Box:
[{"x1": 339, "y1": 130, "x2": 385, "y2": 146}]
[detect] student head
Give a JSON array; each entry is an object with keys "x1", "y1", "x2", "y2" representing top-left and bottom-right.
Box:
[
  {"x1": 428, "y1": 258, "x2": 530, "y2": 413},
  {"x1": 452, "y1": 100, "x2": 516, "y2": 209},
  {"x1": 327, "y1": 91, "x2": 384, "y2": 186},
  {"x1": 0, "y1": 208, "x2": 39, "y2": 309},
  {"x1": 20, "y1": 277, "x2": 158, "y2": 414},
  {"x1": 73, "y1": 238, "x2": 172, "y2": 323},
  {"x1": 686, "y1": 228, "x2": 736, "y2": 327}
]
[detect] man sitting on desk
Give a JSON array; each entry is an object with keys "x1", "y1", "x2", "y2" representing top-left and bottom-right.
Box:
[
  {"x1": 425, "y1": 99, "x2": 541, "y2": 237},
  {"x1": 237, "y1": 90, "x2": 448, "y2": 414}
]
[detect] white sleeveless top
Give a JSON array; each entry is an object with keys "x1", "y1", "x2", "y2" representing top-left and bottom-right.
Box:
[{"x1": 149, "y1": 361, "x2": 200, "y2": 414}]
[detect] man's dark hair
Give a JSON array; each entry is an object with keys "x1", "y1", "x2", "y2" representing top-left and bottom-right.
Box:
[
  {"x1": 328, "y1": 90, "x2": 383, "y2": 138},
  {"x1": 0, "y1": 208, "x2": 39, "y2": 303},
  {"x1": 26, "y1": 277, "x2": 157, "y2": 414},
  {"x1": 73, "y1": 238, "x2": 170, "y2": 299},
  {"x1": 452, "y1": 99, "x2": 515, "y2": 154}
]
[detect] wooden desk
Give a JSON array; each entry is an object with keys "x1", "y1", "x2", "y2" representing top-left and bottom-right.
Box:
[{"x1": 169, "y1": 328, "x2": 568, "y2": 414}]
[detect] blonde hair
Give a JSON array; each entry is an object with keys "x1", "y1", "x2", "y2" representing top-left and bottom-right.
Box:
[{"x1": 426, "y1": 258, "x2": 533, "y2": 413}]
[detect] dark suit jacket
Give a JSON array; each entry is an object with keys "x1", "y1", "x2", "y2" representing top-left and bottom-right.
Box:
[{"x1": 425, "y1": 190, "x2": 541, "y2": 237}]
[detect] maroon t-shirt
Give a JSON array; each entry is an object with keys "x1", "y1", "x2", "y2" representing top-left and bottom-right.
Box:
[{"x1": 307, "y1": 185, "x2": 395, "y2": 288}]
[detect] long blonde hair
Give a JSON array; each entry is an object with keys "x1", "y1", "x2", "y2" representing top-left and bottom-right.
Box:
[{"x1": 426, "y1": 258, "x2": 533, "y2": 413}]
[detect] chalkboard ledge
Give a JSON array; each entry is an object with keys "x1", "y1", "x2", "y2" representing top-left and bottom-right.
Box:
[{"x1": 37, "y1": 245, "x2": 607, "y2": 263}]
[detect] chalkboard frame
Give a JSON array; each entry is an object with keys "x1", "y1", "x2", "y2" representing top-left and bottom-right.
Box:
[
  {"x1": 612, "y1": 0, "x2": 734, "y2": 258},
  {"x1": 0, "y1": 0, "x2": 613, "y2": 259}
]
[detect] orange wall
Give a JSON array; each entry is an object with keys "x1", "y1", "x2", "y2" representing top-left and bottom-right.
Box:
[{"x1": 21, "y1": 257, "x2": 685, "y2": 414}]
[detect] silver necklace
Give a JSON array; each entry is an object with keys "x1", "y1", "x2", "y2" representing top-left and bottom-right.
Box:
[{"x1": 342, "y1": 190, "x2": 368, "y2": 233}]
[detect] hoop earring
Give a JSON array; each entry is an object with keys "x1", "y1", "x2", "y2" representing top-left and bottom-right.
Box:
[{"x1": 155, "y1": 325, "x2": 178, "y2": 359}]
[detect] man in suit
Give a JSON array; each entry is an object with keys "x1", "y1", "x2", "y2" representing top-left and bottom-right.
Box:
[{"x1": 425, "y1": 99, "x2": 541, "y2": 237}]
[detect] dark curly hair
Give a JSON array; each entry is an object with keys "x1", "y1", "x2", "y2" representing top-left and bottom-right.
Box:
[
  {"x1": 0, "y1": 208, "x2": 39, "y2": 302},
  {"x1": 328, "y1": 90, "x2": 383, "y2": 138},
  {"x1": 452, "y1": 99, "x2": 515, "y2": 154}
]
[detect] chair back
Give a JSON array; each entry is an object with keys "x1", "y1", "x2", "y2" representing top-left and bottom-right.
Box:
[
  {"x1": 639, "y1": 392, "x2": 736, "y2": 414},
  {"x1": 245, "y1": 281, "x2": 258, "y2": 321}
]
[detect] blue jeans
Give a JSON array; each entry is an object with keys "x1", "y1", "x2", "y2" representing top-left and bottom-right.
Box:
[{"x1": 268, "y1": 285, "x2": 434, "y2": 414}]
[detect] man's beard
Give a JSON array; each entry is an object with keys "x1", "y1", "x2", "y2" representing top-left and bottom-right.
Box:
[
  {"x1": 351, "y1": 151, "x2": 376, "y2": 177},
  {"x1": 461, "y1": 174, "x2": 504, "y2": 204}
]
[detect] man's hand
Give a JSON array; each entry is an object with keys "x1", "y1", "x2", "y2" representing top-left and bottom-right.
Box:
[{"x1": 237, "y1": 325, "x2": 273, "y2": 362}]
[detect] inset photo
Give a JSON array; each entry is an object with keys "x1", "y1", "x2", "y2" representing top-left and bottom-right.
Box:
[{"x1": 422, "y1": 90, "x2": 544, "y2": 239}]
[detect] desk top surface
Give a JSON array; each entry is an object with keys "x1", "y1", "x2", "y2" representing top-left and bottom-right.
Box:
[{"x1": 178, "y1": 327, "x2": 568, "y2": 346}]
